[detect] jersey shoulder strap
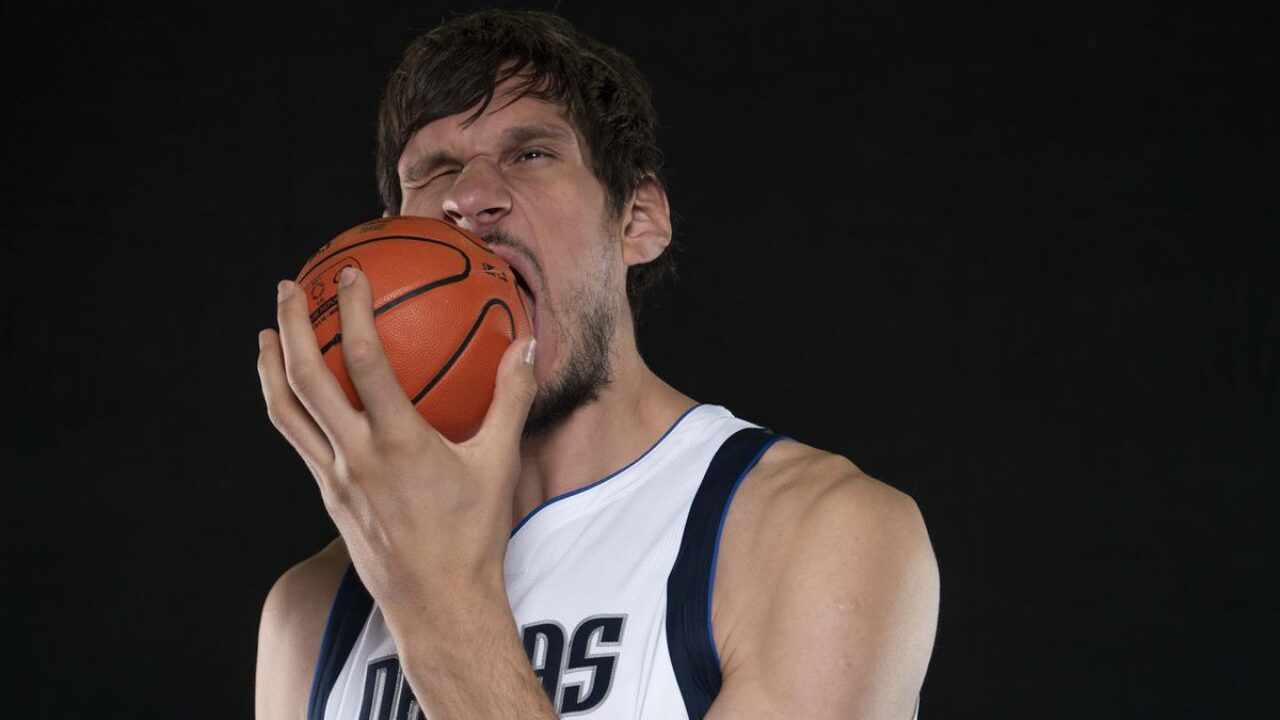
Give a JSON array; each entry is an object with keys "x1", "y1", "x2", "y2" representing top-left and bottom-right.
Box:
[{"x1": 666, "y1": 426, "x2": 785, "y2": 719}]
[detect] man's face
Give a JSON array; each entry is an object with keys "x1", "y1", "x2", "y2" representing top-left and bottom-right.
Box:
[{"x1": 396, "y1": 79, "x2": 626, "y2": 435}]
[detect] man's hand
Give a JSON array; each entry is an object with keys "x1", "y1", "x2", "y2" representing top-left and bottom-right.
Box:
[{"x1": 256, "y1": 266, "x2": 553, "y2": 718}]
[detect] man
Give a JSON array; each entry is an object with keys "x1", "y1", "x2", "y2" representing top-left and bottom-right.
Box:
[{"x1": 255, "y1": 10, "x2": 938, "y2": 720}]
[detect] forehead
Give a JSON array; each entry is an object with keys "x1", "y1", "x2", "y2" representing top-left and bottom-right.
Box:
[{"x1": 399, "y1": 81, "x2": 582, "y2": 167}]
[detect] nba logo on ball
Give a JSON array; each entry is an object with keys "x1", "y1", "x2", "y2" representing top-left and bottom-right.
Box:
[{"x1": 295, "y1": 216, "x2": 533, "y2": 442}]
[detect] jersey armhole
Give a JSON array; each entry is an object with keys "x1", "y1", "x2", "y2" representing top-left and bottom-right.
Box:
[
  {"x1": 307, "y1": 563, "x2": 374, "y2": 720},
  {"x1": 665, "y1": 427, "x2": 786, "y2": 720}
]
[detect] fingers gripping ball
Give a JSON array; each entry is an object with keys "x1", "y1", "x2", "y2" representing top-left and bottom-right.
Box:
[{"x1": 296, "y1": 216, "x2": 533, "y2": 442}]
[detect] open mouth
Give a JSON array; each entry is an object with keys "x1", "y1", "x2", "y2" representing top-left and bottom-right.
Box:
[
  {"x1": 497, "y1": 253, "x2": 539, "y2": 336},
  {"x1": 511, "y1": 266, "x2": 534, "y2": 299}
]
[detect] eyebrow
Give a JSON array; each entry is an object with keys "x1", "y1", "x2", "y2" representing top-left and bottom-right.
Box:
[{"x1": 401, "y1": 123, "x2": 577, "y2": 183}]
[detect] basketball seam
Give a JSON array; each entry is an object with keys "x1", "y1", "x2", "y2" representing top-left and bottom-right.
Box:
[
  {"x1": 316, "y1": 242, "x2": 473, "y2": 357},
  {"x1": 411, "y1": 298, "x2": 516, "y2": 405},
  {"x1": 299, "y1": 234, "x2": 471, "y2": 280}
]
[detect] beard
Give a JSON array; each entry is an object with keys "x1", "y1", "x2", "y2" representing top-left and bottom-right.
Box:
[
  {"x1": 522, "y1": 288, "x2": 615, "y2": 437},
  {"x1": 481, "y1": 227, "x2": 619, "y2": 438}
]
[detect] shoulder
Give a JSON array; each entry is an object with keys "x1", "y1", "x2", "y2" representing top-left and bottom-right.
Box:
[
  {"x1": 723, "y1": 439, "x2": 933, "y2": 563},
  {"x1": 710, "y1": 440, "x2": 938, "y2": 717},
  {"x1": 260, "y1": 535, "x2": 351, "y2": 634},
  {"x1": 256, "y1": 537, "x2": 350, "y2": 720}
]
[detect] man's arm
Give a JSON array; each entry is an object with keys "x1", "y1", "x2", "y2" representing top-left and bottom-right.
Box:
[
  {"x1": 709, "y1": 444, "x2": 940, "y2": 719},
  {"x1": 257, "y1": 271, "x2": 555, "y2": 719},
  {"x1": 255, "y1": 537, "x2": 349, "y2": 720}
]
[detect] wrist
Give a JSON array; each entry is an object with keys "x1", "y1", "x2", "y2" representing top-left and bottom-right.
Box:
[
  {"x1": 385, "y1": 588, "x2": 556, "y2": 719},
  {"x1": 383, "y1": 572, "x2": 513, "y2": 654}
]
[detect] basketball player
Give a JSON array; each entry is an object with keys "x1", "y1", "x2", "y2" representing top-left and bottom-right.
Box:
[{"x1": 255, "y1": 10, "x2": 938, "y2": 720}]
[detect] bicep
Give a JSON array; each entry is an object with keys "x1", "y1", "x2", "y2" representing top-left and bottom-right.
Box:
[{"x1": 709, "y1": 480, "x2": 939, "y2": 720}]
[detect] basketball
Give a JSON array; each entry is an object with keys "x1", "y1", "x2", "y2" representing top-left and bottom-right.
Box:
[{"x1": 295, "y1": 216, "x2": 533, "y2": 442}]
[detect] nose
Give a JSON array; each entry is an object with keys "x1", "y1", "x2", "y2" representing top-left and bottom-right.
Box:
[{"x1": 441, "y1": 159, "x2": 511, "y2": 234}]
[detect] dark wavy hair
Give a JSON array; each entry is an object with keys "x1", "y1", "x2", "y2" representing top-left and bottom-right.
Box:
[{"x1": 376, "y1": 10, "x2": 673, "y2": 319}]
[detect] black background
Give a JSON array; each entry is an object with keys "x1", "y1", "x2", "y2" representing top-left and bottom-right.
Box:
[{"x1": 3, "y1": 1, "x2": 1276, "y2": 717}]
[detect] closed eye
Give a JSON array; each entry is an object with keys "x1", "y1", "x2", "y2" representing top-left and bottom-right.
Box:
[{"x1": 403, "y1": 168, "x2": 457, "y2": 190}]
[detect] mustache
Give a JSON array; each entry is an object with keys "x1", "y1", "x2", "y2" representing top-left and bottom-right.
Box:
[{"x1": 482, "y1": 229, "x2": 544, "y2": 286}]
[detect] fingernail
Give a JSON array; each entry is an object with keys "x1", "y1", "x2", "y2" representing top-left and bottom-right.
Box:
[
  {"x1": 339, "y1": 267, "x2": 356, "y2": 287},
  {"x1": 523, "y1": 338, "x2": 537, "y2": 366},
  {"x1": 277, "y1": 280, "x2": 294, "y2": 302},
  {"x1": 258, "y1": 329, "x2": 269, "y2": 350}
]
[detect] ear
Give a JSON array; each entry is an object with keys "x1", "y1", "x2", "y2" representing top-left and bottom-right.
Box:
[{"x1": 621, "y1": 176, "x2": 672, "y2": 267}]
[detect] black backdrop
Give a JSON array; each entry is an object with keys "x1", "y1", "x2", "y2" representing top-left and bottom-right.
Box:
[{"x1": 3, "y1": 1, "x2": 1276, "y2": 717}]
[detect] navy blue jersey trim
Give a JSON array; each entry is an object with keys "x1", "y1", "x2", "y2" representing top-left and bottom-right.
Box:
[
  {"x1": 706, "y1": 433, "x2": 788, "y2": 668},
  {"x1": 666, "y1": 427, "x2": 785, "y2": 720},
  {"x1": 307, "y1": 563, "x2": 374, "y2": 720},
  {"x1": 509, "y1": 403, "x2": 706, "y2": 539}
]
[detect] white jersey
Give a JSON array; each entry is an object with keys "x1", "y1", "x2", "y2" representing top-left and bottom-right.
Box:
[{"x1": 306, "y1": 405, "x2": 920, "y2": 719}]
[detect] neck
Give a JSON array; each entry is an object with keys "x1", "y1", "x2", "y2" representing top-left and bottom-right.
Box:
[{"x1": 511, "y1": 325, "x2": 695, "y2": 529}]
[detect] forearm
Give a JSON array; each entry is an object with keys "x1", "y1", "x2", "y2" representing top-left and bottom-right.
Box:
[{"x1": 389, "y1": 594, "x2": 558, "y2": 720}]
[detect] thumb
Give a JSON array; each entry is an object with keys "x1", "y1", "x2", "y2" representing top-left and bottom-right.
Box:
[{"x1": 474, "y1": 336, "x2": 537, "y2": 448}]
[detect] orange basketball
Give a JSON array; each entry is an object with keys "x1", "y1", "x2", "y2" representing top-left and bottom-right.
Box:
[{"x1": 295, "y1": 216, "x2": 532, "y2": 442}]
